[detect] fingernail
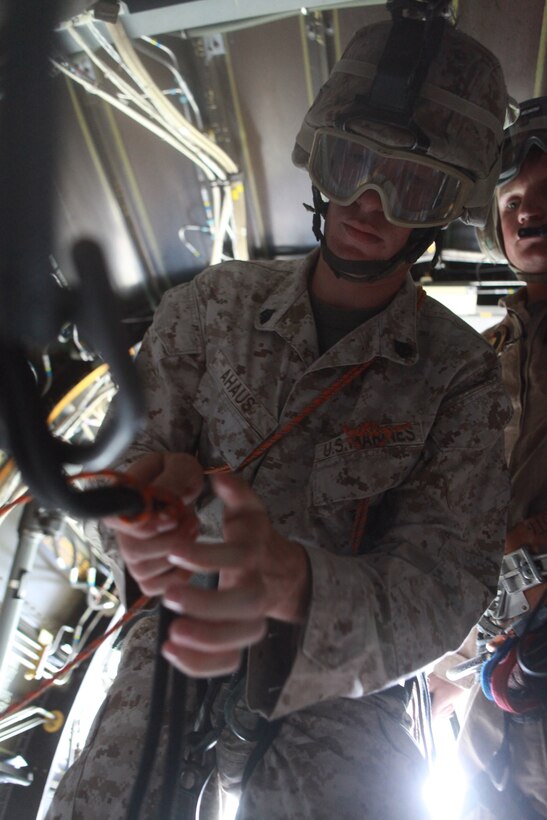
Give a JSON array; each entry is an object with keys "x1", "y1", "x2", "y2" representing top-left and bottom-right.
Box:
[
  {"x1": 163, "y1": 594, "x2": 183, "y2": 613},
  {"x1": 157, "y1": 514, "x2": 177, "y2": 533}
]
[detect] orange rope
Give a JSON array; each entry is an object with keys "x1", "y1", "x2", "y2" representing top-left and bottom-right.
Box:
[
  {"x1": 206, "y1": 359, "x2": 375, "y2": 475},
  {"x1": 350, "y1": 498, "x2": 371, "y2": 555},
  {"x1": 0, "y1": 595, "x2": 152, "y2": 720},
  {"x1": 0, "y1": 469, "x2": 182, "y2": 523}
]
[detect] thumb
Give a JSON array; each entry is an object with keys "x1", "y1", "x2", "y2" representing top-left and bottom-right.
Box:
[{"x1": 151, "y1": 453, "x2": 203, "y2": 504}]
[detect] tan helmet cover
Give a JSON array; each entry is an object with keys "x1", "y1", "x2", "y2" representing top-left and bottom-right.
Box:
[{"x1": 293, "y1": 21, "x2": 508, "y2": 227}]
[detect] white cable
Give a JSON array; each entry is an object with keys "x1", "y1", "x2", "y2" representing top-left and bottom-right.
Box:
[
  {"x1": 140, "y1": 34, "x2": 204, "y2": 129},
  {"x1": 52, "y1": 60, "x2": 218, "y2": 181},
  {"x1": 210, "y1": 186, "x2": 233, "y2": 265},
  {"x1": 65, "y1": 25, "x2": 227, "y2": 181},
  {"x1": 106, "y1": 20, "x2": 238, "y2": 176}
]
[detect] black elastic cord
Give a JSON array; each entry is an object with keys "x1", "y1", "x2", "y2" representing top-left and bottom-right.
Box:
[
  {"x1": 160, "y1": 667, "x2": 187, "y2": 818},
  {"x1": 126, "y1": 605, "x2": 174, "y2": 820}
]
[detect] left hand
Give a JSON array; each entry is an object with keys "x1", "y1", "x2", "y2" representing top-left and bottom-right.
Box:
[
  {"x1": 428, "y1": 672, "x2": 467, "y2": 720},
  {"x1": 161, "y1": 472, "x2": 311, "y2": 678}
]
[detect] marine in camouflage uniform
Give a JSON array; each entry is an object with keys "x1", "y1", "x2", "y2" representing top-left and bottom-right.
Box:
[
  {"x1": 47, "y1": 17, "x2": 512, "y2": 820},
  {"x1": 455, "y1": 99, "x2": 547, "y2": 820}
]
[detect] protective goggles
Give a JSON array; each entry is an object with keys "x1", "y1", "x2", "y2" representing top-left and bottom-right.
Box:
[
  {"x1": 308, "y1": 128, "x2": 475, "y2": 228},
  {"x1": 499, "y1": 99, "x2": 547, "y2": 184}
]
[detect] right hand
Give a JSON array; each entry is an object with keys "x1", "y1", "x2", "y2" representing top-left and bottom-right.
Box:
[{"x1": 104, "y1": 452, "x2": 204, "y2": 596}]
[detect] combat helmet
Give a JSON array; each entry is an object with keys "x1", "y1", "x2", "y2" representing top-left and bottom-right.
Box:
[
  {"x1": 293, "y1": 5, "x2": 509, "y2": 281},
  {"x1": 477, "y1": 96, "x2": 547, "y2": 272}
]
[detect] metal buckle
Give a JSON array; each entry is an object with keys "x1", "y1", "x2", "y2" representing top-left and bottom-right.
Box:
[
  {"x1": 483, "y1": 549, "x2": 547, "y2": 623},
  {"x1": 500, "y1": 548, "x2": 545, "y2": 594}
]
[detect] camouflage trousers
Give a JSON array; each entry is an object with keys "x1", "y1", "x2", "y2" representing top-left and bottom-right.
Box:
[{"x1": 46, "y1": 615, "x2": 429, "y2": 820}]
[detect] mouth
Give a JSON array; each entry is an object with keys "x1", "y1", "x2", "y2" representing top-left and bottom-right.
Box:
[
  {"x1": 518, "y1": 225, "x2": 547, "y2": 239},
  {"x1": 342, "y1": 222, "x2": 382, "y2": 243}
]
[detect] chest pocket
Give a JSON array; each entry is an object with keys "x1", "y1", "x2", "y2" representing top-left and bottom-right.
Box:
[
  {"x1": 310, "y1": 426, "x2": 424, "y2": 512},
  {"x1": 193, "y1": 348, "x2": 278, "y2": 470}
]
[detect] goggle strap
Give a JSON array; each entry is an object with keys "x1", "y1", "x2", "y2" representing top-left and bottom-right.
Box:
[{"x1": 311, "y1": 186, "x2": 327, "y2": 243}]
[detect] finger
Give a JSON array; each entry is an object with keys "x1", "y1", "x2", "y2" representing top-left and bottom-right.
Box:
[
  {"x1": 106, "y1": 508, "x2": 198, "y2": 539},
  {"x1": 168, "y1": 616, "x2": 267, "y2": 652},
  {"x1": 162, "y1": 643, "x2": 241, "y2": 678},
  {"x1": 134, "y1": 567, "x2": 192, "y2": 597},
  {"x1": 151, "y1": 453, "x2": 204, "y2": 504},
  {"x1": 118, "y1": 523, "x2": 198, "y2": 563},
  {"x1": 167, "y1": 538, "x2": 254, "y2": 573},
  {"x1": 163, "y1": 579, "x2": 266, "y2": 621},
  {"x1": 211, "y1": 473, "x2": 266, "y2": 517},
  {"x1": 124, "y1": 452, "x2": 168, "y2": 485}
]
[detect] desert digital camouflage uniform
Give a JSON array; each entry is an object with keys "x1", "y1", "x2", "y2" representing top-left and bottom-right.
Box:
[
  {"x1": 455, "y1": 288, "x2": 547, "y2": 819},
  {"x1": 47, "y1": 249, "x2": 511, "y2": 820}
]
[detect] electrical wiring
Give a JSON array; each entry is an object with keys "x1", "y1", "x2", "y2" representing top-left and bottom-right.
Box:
[
  {"x1": 52, "y1": 55, "x2": 237, "y2": 258},
  {"x1": 106, "y1": 20, "x2": 239, "y2": 176},
  {"x1": 139, "y1": 34, "x2": 204, "y2": 129},
  {"x1": 68, "y1": 19, "x2": 231, "y2": 181},
  {"x1": 53, "y1": 39, "x2": 223, "y2": 182},
  {"x1": 65, "y1": 26, "x2": 164, "y2": 136},
  {"x1": 56, "y1": 15, "x2": 250, "y2": 266},
  {"x1": 52, "y1": 59, "x2": 218, "y2": 181}
]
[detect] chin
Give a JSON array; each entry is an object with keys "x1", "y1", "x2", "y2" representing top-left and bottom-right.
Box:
[{"x1": 329, "y1": 241, "x2": 391, "y2": 262}]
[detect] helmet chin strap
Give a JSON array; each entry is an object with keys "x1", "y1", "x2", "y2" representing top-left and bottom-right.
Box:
[
  {"x1": 309, "y1": 186, "x2": 439, "y2": 283},
  {"x1": 516, "y1": 270, "x2": 547, "y2": 285}
]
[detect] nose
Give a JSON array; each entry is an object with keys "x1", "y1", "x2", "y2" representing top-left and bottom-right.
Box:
[
  {"x1": 518, "y1": 191, "x2": 547, "y2": 224},
  {"x1": 354, "y1": 187, "x2": 384, "y2": 214}
]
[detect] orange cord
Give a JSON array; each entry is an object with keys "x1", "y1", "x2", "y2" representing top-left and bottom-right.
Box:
[
  {"x1": 0, "y1": 595, "x2": 152, "y2": 720},
  {"x1": 206, "y1": 359, "x2": 375, "y2": 475}
]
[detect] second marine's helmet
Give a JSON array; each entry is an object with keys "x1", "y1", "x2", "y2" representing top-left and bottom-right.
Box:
[
  {"x1": 477, "y1": 96, "x2": 547, "y2": 276},
  {"x1": 292, "y1": 13, "x2": 509, "y2": 280}
]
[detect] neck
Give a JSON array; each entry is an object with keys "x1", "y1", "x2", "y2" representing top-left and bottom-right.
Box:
[
  {"x1": 311, "y1": 251, "x2": 410, "y2": 311},
  {"x1": 526, "y1": 281, "x2": 547, "y2": 303}
]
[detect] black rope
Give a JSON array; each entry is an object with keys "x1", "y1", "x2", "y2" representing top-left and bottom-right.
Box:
[
  {"x1": 126, "y1": 605, "x2": 175, "y2": 820},
  {"x1": 159, "y1": 666, "x2": 187, "y2": 819}
]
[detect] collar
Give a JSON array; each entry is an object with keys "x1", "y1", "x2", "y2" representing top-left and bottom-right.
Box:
[
  {"x1": 255, "y1": 252, "x2": 420, "y2": 370},
  {"x1": 499, "y1": 286, "x2": 530, "y2": 316}
]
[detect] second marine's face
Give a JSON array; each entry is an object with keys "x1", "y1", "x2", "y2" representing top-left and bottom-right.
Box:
[{"x1": 498, "y1": 150, "x2": 547, "y2": 275}]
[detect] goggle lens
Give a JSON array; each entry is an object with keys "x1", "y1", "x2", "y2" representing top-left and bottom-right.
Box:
[{"x1": 309, "y1": 131, "x2": 466, "y2": 226}]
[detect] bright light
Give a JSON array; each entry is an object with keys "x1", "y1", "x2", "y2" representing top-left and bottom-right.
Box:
[
  {"x1": 38, "y1": 629, "x2": 54, "y2": 646},
  {"x1": 423, "y1": 719, "x2": 469, "y2": 819},
  {"x1": 222, "y1": 791, "x2": 240, "y2": 820}
]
